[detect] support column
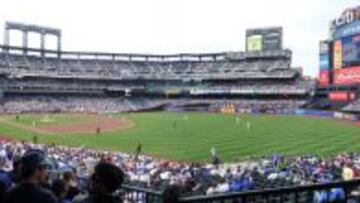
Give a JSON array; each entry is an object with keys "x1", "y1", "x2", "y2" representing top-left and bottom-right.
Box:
[
  {"x1": 3, "y1": 28, "x2": 10, "y2": 52},
  {"x1": 22, "y1": 31, "x2": 28, "y2": 55},
  {"x1": 57, "y1": 34, "x2": 62, "y2": 58},
  {"x1": 40, "y1": 32, "x2": 46, "y2": 57}
]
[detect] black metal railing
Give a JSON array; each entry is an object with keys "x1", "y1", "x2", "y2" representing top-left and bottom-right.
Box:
[
  {"x1": 121, "y1": 185, "x2": 163, "y2": 203},
  {"x1": 121, "y1": 179, "x2": 360, "y2": 203},
  {"x1": 179, "y1": 179, "x2": 360, "y2": 203}
]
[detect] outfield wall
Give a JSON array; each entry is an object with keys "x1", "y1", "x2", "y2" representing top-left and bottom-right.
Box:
[
  {"x1": 277, "y1": 109, "x2": 359, "y2": 121},
  {"x1": 167, "y1": 104, "x2": 359, "y2": 121}
]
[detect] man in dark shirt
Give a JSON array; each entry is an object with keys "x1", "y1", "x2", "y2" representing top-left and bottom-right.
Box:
[
  {"x1": 6, "y1": 151, "x2": 57, "y2": 203},
  {"x1": 78, "y1": 162, "x2": 124, "y2": 203}
]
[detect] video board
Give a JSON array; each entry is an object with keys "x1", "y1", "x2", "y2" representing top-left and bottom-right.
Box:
[
  {"x1": 246, "y1": 35, "x2": 263, "y2": 52},
  {"x1": 246, "y1": 27, "x2": 282, "y2": 52},
  {"x1": 342, "y1": 34, "x2": 360, "y2": 67}
]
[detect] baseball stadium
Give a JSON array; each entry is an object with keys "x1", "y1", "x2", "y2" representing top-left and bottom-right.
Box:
[{"x1": 0, "y1": 5, "x2": 360, "y2": 203}]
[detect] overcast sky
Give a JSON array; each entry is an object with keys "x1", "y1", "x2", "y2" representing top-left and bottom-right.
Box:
[{"x1": 0, "y1": 0, "x2": 359, "y2": 77}]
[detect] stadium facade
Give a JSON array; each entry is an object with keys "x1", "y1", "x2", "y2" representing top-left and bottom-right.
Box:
[
  {"x1": 0, "y1": 22, "x2": 313, "y2": 113},
  {"x1": 317, "y1": 6, "x2": 360, "y2": 112}
]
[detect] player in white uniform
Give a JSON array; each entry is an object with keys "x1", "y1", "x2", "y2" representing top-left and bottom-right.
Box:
[{"x1": 246, "y1": 121, "x2": 251, "y2": 130}]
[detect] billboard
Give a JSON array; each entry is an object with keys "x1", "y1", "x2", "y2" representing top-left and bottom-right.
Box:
[
  {"x1": 319, "y1": 54, "x2": 330, "y2": 70},
  {"x1": 319, "y1": 40, "x2": 330, "y2": 54},
  {"x1": 246, "y1": 27, "x2": 282, "y2": 52},
  {"x1": 334, "y1": 20, "x2": 360, "y2": 39},
  {"x1": 333, "y1": 66, "x2": 360, "y2": 85},
  {"x1": 318, "y1": 70, "x2": 330, "y2": 86},
  {"x1": 331, "y1": 6, "x2": 360, "y2": 39},
  {"x1": 246, "y1": 35, "x2": 262, "y2": 52},
  {"x1": 341, "y1": 34, "x2": 360, "y2": 67},
  {"x1": 329, "y1": 91, "x2": 349, "y2": 101},
  {"x1": 328, "y1": 91, "x2": 356, "y2": 102},
  {"x1": 333, "y1": 40, "x2": 343, "y2": 69}
]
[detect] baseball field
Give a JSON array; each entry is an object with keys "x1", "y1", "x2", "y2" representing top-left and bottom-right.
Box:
[{"x1": 0, "y1": 112, "x2": 359, "y2": 162}]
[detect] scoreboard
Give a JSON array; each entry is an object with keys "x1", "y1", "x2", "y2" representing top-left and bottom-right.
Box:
[
  {"x1": 319, "y1": 6, "x2": 360, "y2": 86},
  {"x1": 246, "y1": 27, "x2": 283, "y2": 52}
]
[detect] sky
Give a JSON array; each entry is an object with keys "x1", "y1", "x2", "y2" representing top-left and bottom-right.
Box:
[{"x1": 0, "y1": 0, "x2": 359, "y2": 77}]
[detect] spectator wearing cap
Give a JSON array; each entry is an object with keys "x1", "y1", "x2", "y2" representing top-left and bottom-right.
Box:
[
  {"x1": 76, "y1": 162, "x2": 124, "y2": 203},
  {"x1": 6, "y1": 151, "x2": 57, "y2": 203}
]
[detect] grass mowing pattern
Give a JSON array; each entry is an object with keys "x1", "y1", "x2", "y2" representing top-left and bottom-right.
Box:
[{"x1": 0, "y1": 112, "x2": 360, "y2": 162}]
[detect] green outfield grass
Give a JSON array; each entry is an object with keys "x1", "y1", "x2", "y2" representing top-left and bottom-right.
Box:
[{"x1": 0, "y1": 112, "x2": 359, "y2": 162}]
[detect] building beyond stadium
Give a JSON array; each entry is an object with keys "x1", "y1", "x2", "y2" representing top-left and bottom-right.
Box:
[{"x1": 317, "y1": 6, "x2": 360, "y2": 106}]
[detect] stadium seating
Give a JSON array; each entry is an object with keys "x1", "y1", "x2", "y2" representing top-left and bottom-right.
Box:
[
  {"x1": 342, "y1": 99, "x2": 360, "y2": 112},
  {"x1": 0, "y1": 139, "x2": 356, "y2": 202},
  {"x1": 0, "y1": 45, "x2": 314, "y2": 113},
  {"x1": 0, "y1": 50, "x2": 297, "y2": 80}
]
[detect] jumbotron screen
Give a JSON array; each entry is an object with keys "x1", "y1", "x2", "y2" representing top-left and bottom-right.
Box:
[
  {"x1": 332, "y1": 35, "x2": 360, "y2": 85},
  {"x1": 342, "y1": 34, "x2": 360, "y2": 67},
  {"x1": 246, "y1": 27, "x2": 282, "y2": 52}
]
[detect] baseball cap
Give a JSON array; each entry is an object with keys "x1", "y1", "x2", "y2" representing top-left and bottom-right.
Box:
[{"x1": 21, "y1": 150, "x2": 52, "y2": 176}]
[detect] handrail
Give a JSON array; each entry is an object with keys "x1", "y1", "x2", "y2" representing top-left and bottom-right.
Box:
[{"x1": 179, "y1": 179, "x2": 360, "y2": 202}]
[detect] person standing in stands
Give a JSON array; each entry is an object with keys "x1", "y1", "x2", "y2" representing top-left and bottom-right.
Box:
[
  {"x1": 76, "y1": 162, "x2": 124, "y2": 203},
  {"x1": 6, "y1": 151, "x2": 57, "y2": 203}
]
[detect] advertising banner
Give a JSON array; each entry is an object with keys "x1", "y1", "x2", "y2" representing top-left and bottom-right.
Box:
[
  {"x1": 334, "y1": 20, "x2": 360, "y2": 39},
  {"x1": 334, "y1": 66, "x2": 360, "y2": 85},
  {"x1": 294, "y1": 109, "x2": 335, "y2": 118},
  {"x1": 319, "y1": 41, "x2": 330, "y2": 54},
  {"x1": 318, "y1": 70, "x2": 330, "y2": 86},
  {"x1": 333, "y1": 40, "x2": 343, "y2": 70},
  {"x1": 319, "y1": 54, "x2": 330, "y2": 70},
  {"x1": 328, "y1": 91, "x2": 350, "y2": 101},
  {"x1": 332, "y1": 6, "x2": 360, "y2": 39}
]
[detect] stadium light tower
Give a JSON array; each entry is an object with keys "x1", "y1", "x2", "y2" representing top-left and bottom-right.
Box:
[{"x1": 4, "y1": 22, "x2": 62, "y2": 57}]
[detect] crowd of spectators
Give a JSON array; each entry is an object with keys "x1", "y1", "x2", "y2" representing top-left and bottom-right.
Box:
[
  {"x1": 0, "y1": 139, "x2": 125, "y2": 203},
  {"x1": 343, "y1": 99, "x2": 360, "y2": 112},
  {"x1": 0, "y1": 139, "x2": 358, "y2": 202},
  {"x1": 0, "y1": 97, "x2": 310, "y2": 114},
  {"x1": 0, "y1": 98, "x2": 130, "y2": 113},
  {"x1": 0, "y1": 97, "x2": 167, "y2": 114},
  {"x1": 0, "y1": 52, "x2": 298, "y2": 80},
  {"x1": 208, "y1": 99, "x2": 308, "y2": 112}
]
